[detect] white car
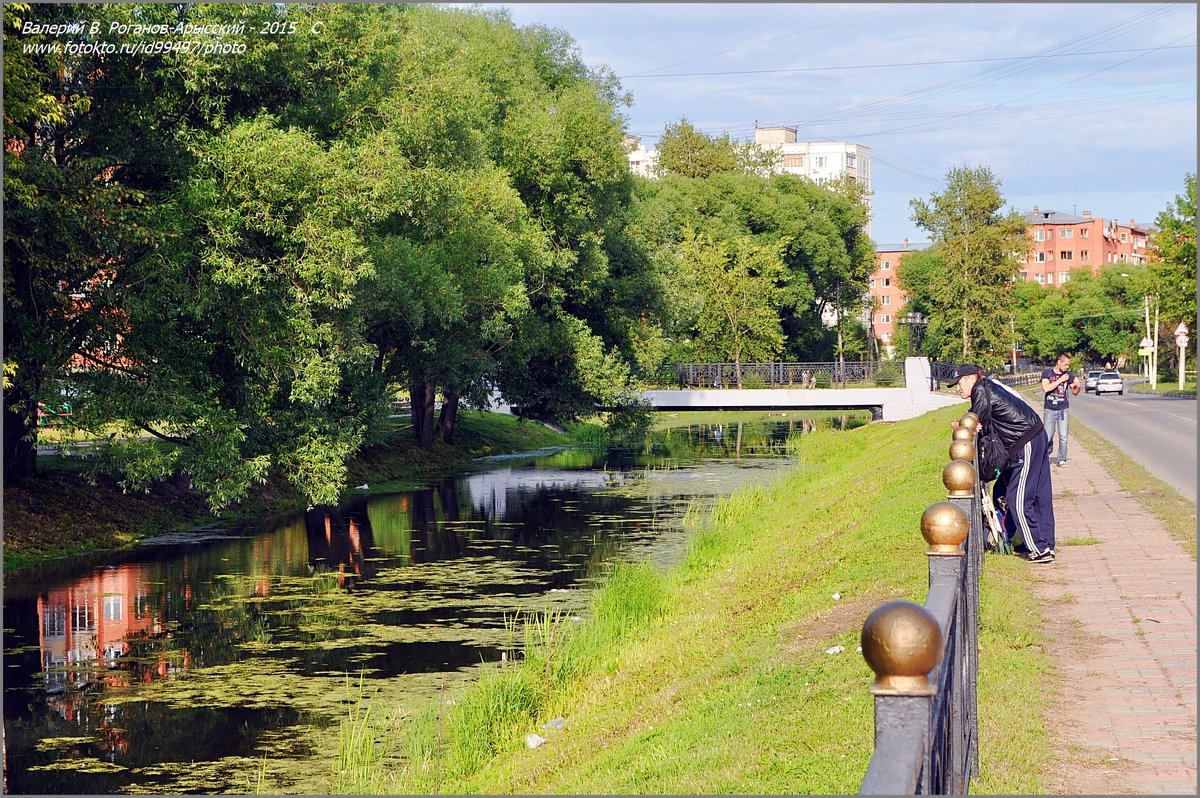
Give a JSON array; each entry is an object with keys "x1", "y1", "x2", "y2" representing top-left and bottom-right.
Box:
[
  {"x1": 1094, "y1": 371, "x2": 1124, "y2": 396},
  {"x1": 1084, "y1": 370, "x2": 1103, "y2": 392}
]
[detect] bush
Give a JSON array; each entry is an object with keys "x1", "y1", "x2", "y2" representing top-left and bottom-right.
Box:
[
  {"x1": 743, "y1": 372, "x2": 768, "y2": 389},
  {"x1": 814, "y1": 370, "x2": 833, "y2": 388},
  {"x1": 874, "y1": 365, "x2": 900, "y2": 387}
]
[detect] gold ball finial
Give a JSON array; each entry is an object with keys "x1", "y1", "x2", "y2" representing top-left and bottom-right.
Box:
[
  {"x1": 860, "y1": 600, "x2": 941, "y2": 695},
  {"x1": 960, "y1": 412, "x2": 980, "y2": 432},
  {"x1": 921, "y1": 501, "x2": 969, "y2": 554},
  {"x1": 951, "y1": 425, "x2": 974, "y2": 442},
  {"x1": 942, "y1": 459, "x2": 976, "y2": 498},
  {"x1": 949, "y1": 439, "x2": 975, "y2": 463}
]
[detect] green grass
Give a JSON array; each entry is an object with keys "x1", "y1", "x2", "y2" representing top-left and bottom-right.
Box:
[
  {"x1": 1063, "y1": 537, "x2": 1100, "y2": 547},
  {"x1": 321, "y1": 405, "x2": 1052, "y2": 794},
  {"x1": 1128, "y1": 380, "x2": 1196, "y2": 395}
]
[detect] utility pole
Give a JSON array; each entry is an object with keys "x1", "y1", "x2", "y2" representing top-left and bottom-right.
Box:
[{"x1": 1010, "y1": 315, "x2": 1018, "y2": 375}]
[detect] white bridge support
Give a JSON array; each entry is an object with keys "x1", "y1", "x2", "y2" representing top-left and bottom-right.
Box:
[{"x1": 641, "y1": 359, "x2": 962, "y2": 422}]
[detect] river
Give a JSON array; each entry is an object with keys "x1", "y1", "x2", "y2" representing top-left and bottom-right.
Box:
[{"x1": 2, "y1": 412, "x2": 865, "y2": 794}]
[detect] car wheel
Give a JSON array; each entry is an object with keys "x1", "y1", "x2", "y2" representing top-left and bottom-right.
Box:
[{"x1": 1118, "y1": 390, "x2": 1123, "y2": 395}]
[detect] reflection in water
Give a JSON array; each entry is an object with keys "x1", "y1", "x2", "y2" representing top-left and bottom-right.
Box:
[{"x1": 2, "y1": 414, "x2": 864, "y2": 793}]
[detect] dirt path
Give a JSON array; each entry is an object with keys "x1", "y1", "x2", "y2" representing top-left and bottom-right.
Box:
[{"x1": 1030, "y1": 436, "x2": 1197, "y2": 794}]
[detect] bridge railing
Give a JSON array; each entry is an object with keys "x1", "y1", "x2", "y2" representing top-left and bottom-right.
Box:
[
  {"x1": 657, "y1": 361, "x2": 905, "y2": 389},
  {"x1": 929, "y1": 361, "x2": 1047, "y2": 392},
  {"x1": 858, "y1": 411, "x2": 984, "y2": 795}
]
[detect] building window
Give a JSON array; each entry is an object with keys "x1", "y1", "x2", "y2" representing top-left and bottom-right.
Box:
[
  {"x1": 1060, "y1": 272, "x2": 1070, "y2": 283},
  {"x1": 882, "y1": 314, "x2": 890, "y2": 323},
  {"x1": 882, "y1": 260, "x2": 891, "y2": 270},
  {"x1": 1034, "y1": 252, "x2": 1047, "y2": 263},
  {"x1": 1120, "y1": 253, "x2": 1128, "y2": 262},
  {"x1": 1080, "y1": 228, "x2": 1089, "y2": 239},
  {"x1": 104, "y1": 595, "x2": 122, "y2": 621},
  {"x1": 1120, "y1": 232, "x2": 1128, "y2": 242},
  {"x1": 1060, "y1": 228, "x2": 1073, "y2": 239},
  {"x1": 881, "y1": 332, "x2": 891, "y2": 342},
  {"x1": 1059, "y1": 251, "x2": 1073, "y2": 261},
  {"x1": 1081, "y1": 250, "x2": 1089, "y2": 262},
  {"x1": 783, "y1": 154, "x2": 803, "y2": 168},
  {"x1": 814, "y1": 155, "x2": 827, "y2": 168},
  {"x1": 869, "y1": 277, "x2": 876, "y2": 288},
  {"x1": 72, "y1": 603, "x2": 95, "y2": 631},
  {"x1": 846, "y1": 154, "x2": 856, "y2": 168},
  {"x1": 1035, "y1": 229, "x2": 1046, "y2": 242},
  {"x1": 883, "y1": 277, "x2": 891, "y2": 287},
  {"x1": 44, "y1": 605, "x2": 67, "y2": 636},
  {"x1": 1046, "y1": 273, "x2": 1054, "y2": 284},
  {"x1": 881, "y1": 296, "x2": 890, "y2": 305},
  {"x1": 1036, "y1": 274, "x2": 1045, "y2": 285}
]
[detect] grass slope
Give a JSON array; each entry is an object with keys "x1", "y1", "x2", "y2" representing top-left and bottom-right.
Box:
[{"x1": 331, "y1": 404, "x2": 1052, "y2": 795}]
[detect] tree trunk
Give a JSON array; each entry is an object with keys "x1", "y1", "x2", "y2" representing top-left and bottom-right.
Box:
[
  {"x1": 436, "y1": 390, "x2": 460, "y2": 444},
  {"x1": 409, "y1": 380, "x2": 436, "y2": 450},
  {"x1": 3, "y1": 383, "x2": 39, "y2": 482}
]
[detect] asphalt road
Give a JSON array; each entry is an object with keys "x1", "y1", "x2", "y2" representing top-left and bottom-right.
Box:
[{"x1": 1065, "y1": 383, "x2": 1197, "y2": 504}]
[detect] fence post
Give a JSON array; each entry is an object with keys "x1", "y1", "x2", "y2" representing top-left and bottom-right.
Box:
[{"x1": 860, "y1": 600, "x2": 941, "y2": 795}]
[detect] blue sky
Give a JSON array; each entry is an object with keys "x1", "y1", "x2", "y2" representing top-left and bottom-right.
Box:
[{"x1": 467, "y1": 2, "x2": 1197, "y2": 246}]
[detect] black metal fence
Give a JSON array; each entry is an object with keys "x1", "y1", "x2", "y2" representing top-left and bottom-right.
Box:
[
  {"x1": 858, "y1": 414, "x2": 984, "y2": 794},
  {"x1": 929, "y1": 361, "x2": 1047, "y2": 392},
  {"x1": 659, "y1": 361, "x2": 905, "y2": 389}
]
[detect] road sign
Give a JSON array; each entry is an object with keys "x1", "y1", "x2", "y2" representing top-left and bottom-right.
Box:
[{"x1": 1139, "y1": 336, "x2": 1153, "y2": 349}]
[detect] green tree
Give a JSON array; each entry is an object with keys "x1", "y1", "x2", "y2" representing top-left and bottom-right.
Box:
[
  {"x1": 908, "y1": 165, "x2": 1030, "y2": 367},
  {"x1": 653, "y1": 119, "x2": 779, "y2": 179},
  {"x1": 1148, "y1": 173, "x2": 1197, "y2": 372},
  {"x1": 678, "y1": 228, "x2": 788, "y2": 385}
]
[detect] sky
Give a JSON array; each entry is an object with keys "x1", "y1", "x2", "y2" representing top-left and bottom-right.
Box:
[{"x1": 465, "y1": 2, "x2": 1197, "y2": 247}]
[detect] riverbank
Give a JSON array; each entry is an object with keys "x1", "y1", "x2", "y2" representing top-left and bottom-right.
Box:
[
  {"x1": 2, "y1": 413, "x2": 567, "y2": 570},
  {"x1": 320, "y1": 404, "x2": 1052, "y2": 794}
]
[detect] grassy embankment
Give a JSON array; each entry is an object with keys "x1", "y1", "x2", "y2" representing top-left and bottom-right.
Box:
[
  {"x1": 3, "y1": 413, "x2": 567, "y2": 570},
  {"x1": 319, "y1": 404, "x2": 1052, "y2": 795}
]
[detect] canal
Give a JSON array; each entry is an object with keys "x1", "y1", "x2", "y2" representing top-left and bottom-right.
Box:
[{"x1": 3, "y1": 411, "x2": 866, "y2": 794}]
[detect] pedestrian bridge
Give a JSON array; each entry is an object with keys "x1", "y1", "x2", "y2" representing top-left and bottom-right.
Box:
[{"x1": 641, "y1": 359, "x2": 962, "y2": 422}]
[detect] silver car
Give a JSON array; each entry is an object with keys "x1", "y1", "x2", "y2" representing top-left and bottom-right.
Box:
[
  {"x1": 1084, "y1": 370, "x2": 1103, "y2": 392},
  {"x1": 1094, "y1": 371, "x2": 1124, "y2": 396}
]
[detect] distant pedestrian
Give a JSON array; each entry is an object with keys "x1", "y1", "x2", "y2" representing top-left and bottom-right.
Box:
[
  {"x1": 1041, "y1": 353, "x2": 1081, "y2": 467},
  {"x1": 948, "y1": 364, "x2": 1055, "y2": 563}
]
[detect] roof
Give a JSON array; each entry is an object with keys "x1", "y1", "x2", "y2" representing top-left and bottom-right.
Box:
[
  {"x1": 1025, "y1": 210, "x2": 1093, "y2": 225},
  {"x1": 875, "y1": 242, "x2": 932, "y2": 253}
]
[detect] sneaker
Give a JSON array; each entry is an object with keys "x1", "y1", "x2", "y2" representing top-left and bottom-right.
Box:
[
  {"x1": 1056, "y1": 460, "x2": 1066, "y2": 468},
  {"x1": 1027, "y1": 550, "x2": 1055, "y2": 564}
]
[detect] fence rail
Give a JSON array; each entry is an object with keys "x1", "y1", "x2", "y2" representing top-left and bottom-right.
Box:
[
  {"x1": 858, "y1": 412, "x2": 985, "y2": 794},
  {"x1": 658, "y1": 361, "x2": 905, "y2": 389},
  {"x1": 929, "y1": 361, "x2": 1048, "y2": 392}
]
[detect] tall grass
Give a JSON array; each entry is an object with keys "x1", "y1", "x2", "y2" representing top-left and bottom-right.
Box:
[
  {"x1": 382, "y1": 562, "x2": 669, "y2": 793},
  {"x1": 330, "y1": 674, "x2": 391, "y2": 795}
]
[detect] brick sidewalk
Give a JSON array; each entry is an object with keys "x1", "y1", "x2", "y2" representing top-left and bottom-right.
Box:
[{"x1": 1030, "y1": 436, "x2": 1197, "y2": 794}]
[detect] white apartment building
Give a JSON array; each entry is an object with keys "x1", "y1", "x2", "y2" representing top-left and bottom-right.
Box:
[
  {"x1": 623, "y1": 135, "x2": 658, "y2": 178},
  {"x1": 753, "y1": 126, "x2": 872, "y2": 235}
]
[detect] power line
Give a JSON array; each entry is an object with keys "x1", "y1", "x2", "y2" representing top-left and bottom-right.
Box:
[{"x1": 618, "y1": 45, "x2": 1194, "y2": 80}]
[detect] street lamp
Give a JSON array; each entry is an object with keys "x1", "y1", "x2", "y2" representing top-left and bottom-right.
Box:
[{"x1": 900, "y1": 312, "x2": 928, "y2": 357}]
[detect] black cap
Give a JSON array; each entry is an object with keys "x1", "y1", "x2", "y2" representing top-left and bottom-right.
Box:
[{"x1": 946, "y1": 364, "x2": 982, "y2": 387}]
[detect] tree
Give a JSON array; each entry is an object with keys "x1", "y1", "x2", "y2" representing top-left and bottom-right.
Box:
[
  {"x1": 653, "y1": 119, "x2": 779, "y2": 179},
  {"x1": 678, "y1": 228, "x2": 788, "y2": 385},
  {"x1": 908, "y1": 165, "x2": 1030, "y2": 367},
  {"x1": 1148, "y1": 173, "x2": 1197, "y2": 372}
]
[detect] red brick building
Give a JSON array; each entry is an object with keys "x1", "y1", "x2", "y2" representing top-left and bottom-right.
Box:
[
  {"x1": 1022, "y1": 208, "x2": 1151, "y2": 286},
  {"x1": 868, "y1": 239, "x2": 929, "y2": 355}
]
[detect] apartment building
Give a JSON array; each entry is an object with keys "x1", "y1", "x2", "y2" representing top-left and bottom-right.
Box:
[
  {"x1": 1023, "y1": 208, "x2": 1151, "y2": 286},
  {"x1": 868, "y1": 239, "x2": 929, "y2": 357},
  {"x1": 754, "y1": 125, "x2": 872, "y2": 235},
  {"x1": 622, "y1": 135, "x2": 658, "y2": 178}
]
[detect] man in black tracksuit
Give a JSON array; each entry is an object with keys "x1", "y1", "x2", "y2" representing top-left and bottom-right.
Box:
[{"x1": 948, "y1": 364, "x2": 1055, "y2": 563}]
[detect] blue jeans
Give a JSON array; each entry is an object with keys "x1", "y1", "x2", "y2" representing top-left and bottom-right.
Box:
[{"x1": 1043, "y1": 407, "x2": 1069, "y2": 463}]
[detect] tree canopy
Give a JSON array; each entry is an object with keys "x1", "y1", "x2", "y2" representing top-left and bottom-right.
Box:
[{"x1": 906, "y1": 165, "x2": 1030, "y2": 367}]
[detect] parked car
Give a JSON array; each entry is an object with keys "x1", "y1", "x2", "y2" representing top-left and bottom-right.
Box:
[
  {"x1": 1094, "y1": 371, "x2": 1124, "y2": 396},
  {"x1": 1084, "y1": 370, "x2": 1103, "y2": 393}
]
